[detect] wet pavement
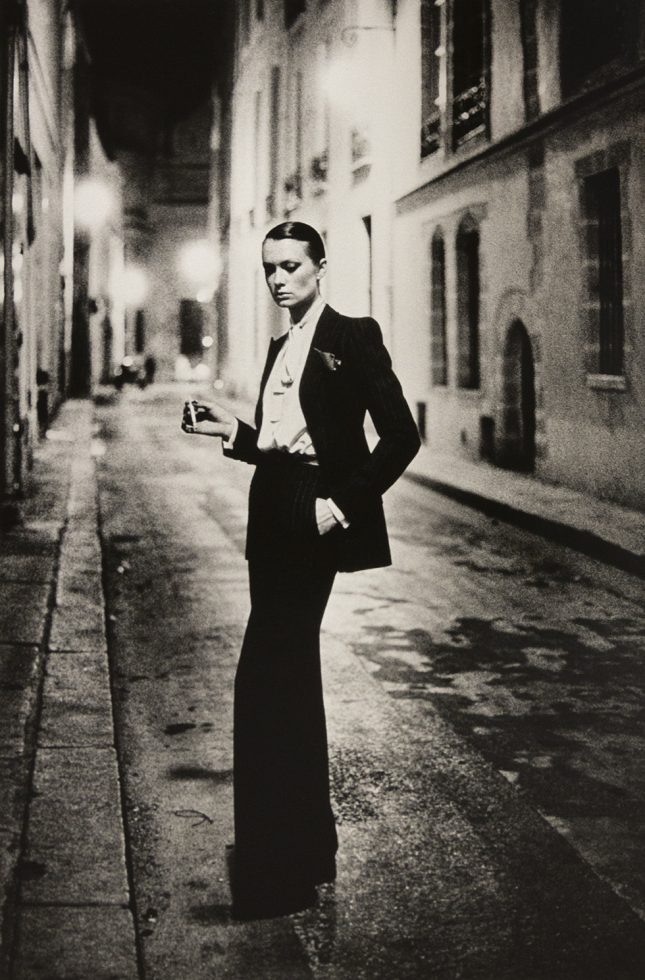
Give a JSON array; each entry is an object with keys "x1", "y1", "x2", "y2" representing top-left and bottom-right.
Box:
[{"x1": 86, "y1": 382, "x2": 645, "y2": 979}]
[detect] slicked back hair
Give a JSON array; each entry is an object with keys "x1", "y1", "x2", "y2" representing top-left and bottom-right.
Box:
[{"x1": 263, "y1": 222, "x2": 326, "y2": 265}]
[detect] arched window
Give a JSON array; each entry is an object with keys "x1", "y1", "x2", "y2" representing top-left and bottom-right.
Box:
[
  {"x1": 456, "y1": 218, "x2": 480, "y2": 389},
  {"x1": 430, "y1": 230, "x2": 448, "y2": 385}
]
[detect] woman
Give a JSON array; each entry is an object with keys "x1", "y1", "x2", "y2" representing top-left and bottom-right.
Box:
[{"x1": 183, "y1": 222, "x2": 420, "y2": 919}]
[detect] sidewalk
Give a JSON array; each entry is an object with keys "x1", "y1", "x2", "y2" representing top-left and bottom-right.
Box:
[
  {"x1": 405, "y1": 444, "x2": 645, "y2": 578},
  {"x1": 0, "y1": 400, "x2": 138, "y2": 979}
]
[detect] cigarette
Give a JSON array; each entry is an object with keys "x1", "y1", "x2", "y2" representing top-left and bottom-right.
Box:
[{"x1": 188, "y1": 402, "x2": 198, "y2": 427}]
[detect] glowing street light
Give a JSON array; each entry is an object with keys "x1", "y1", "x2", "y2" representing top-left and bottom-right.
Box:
[
  {"x1": 177, "y1": 239, "x2": 220, "y2": 293},
  {"x1": 74, "y1": 178, "x2": 116, "y2": 232},
  {"x1": 122, "y1": 264, "x2": 148, "y2": 307},
  {"x1": 320, "y1": 59, "x2": 350, "y2": 103}
]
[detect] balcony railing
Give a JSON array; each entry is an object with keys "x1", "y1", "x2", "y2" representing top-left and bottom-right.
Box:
[{"x1": 452, "y1": 78, "x2": 488, "y2": 148}]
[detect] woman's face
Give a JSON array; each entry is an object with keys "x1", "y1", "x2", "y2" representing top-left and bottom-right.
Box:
[{"x1": 262, "y1": 238, "x2": 326, "y2": 319}]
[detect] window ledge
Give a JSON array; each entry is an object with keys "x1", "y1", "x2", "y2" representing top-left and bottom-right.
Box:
[{"x1": 586, "y1": 373, "x2": 626, "y2": 391}]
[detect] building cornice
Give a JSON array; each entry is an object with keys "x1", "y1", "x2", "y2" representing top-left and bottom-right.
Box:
[{"x1": 396, "y1": 62, "x2": 645, "y2": 215}]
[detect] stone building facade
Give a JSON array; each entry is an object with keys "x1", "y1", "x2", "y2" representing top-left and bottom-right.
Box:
[
  {"x1": 393, "y1": 0, "x2": 645, "y2": 508},
  {"x1": 223, "y1": 0, "x2": 398, "y2": 392},
  {"x1": 1, "y1": 0, "x2": 76, "y2": 506},
  {"x1": 221, "y1": 0, "x2": 645, "y2": 509}
]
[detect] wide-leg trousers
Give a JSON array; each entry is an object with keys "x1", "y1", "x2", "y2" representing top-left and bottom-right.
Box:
[{"x1": 231, "y1": 455, "x2": 338, "y2": 919}]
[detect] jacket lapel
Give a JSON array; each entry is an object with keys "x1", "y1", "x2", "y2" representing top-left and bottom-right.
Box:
[
  {"x1": 255, "y1": 332, "x2": 288, "y2": 429},
  {"x1": 298, "y1": 304, "x2": 338, "y2": 407}
]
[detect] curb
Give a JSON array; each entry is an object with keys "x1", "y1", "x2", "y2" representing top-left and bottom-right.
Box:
[
  {"x1": 405, "y1": 470, "x2": 645, "y2": 579},
  {"x1": 8, "y1": 402, "x2": 140, "y2": 979}
]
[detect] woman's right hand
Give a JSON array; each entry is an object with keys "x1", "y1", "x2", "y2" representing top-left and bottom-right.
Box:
[{"x1": 182, "y1": 399, "x2": 235, "y2": 440}]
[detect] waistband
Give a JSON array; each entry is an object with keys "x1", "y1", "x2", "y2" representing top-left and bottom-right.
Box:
[{"x1": 257, "y1": 450, "x2": 319, "y2": 468}]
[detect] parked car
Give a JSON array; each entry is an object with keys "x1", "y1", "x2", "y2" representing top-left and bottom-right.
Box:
[{"x1": 113, "y1": 356, "x2": 147, "y2": 390}]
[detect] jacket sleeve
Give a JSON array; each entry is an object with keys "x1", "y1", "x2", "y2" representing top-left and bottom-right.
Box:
[
  {"x1": 330, "y1": 318, "x2": 421, "y2": 522},
  {"x1": 222, "y1": 419, "x2": 264, "y2": 466}
]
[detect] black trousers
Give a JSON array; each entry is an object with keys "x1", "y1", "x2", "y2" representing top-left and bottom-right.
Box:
[{"x1": 232, "y1": 456, "x2": 338, "y2": 918}]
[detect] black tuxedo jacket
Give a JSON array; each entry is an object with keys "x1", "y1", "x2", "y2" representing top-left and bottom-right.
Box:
[{"x1": 224, "y1": 304, "x2": 421, "y2": 572}]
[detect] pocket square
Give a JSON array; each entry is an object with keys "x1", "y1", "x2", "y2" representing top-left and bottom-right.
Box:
[{"x1": 314, "y1": 348, "x2": 342, "y2": 371}]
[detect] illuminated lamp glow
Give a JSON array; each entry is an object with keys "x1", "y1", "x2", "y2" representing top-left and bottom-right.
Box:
[
  {"x1": 123, "y1": 265, "x2": 148, "y2": 307},
  {"x1": 320, "y1": 58, "x2": 359, "y2": 107},
  {"x1": 74, "y1": 178, "x2": 116, "y2": 231},
  {"x1": 201, "y1": 335, "x2": 214, "y2": 349},
  {"x1": 178, "y1": 239, "x2": 218, "y2": 285}
]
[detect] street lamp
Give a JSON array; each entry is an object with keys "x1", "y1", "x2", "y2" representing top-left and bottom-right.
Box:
[
  {"x1": 122, "y1": 265, "x2": 148, "y2": 308},
  {"x1": 74, "y1": 177, "x2": 116, "y2": 233},
  {"x1": 177, "y1": 238, "x2": 220, "y2": 295}
]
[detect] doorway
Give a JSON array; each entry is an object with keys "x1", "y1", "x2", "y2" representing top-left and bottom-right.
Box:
[{"x1": 500, "y1": 319, "x2": 536, "y2": 471}]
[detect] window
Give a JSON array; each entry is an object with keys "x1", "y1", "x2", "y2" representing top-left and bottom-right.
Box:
[
  {"x1": 583, "y1": 169, "x2": 624, "y2": 376},
  {"x1": 284, "y1": 0, "x2": 305, "y2": 29},
  {"x1": 316, "y1": 42, "x2": 330, "y2": 156},
  {"x1": 267, "y1": 67, "x2": 280, "y2": 217},
  {"x1": 253, "y1": 90, "x2": 262, "y2": 220},
  {"x1": 430, "y1": 231, "x2": 448, "y2": 385},
  {"x1": 420, "y1": 0, "x2": 490, "y2": 157},
  {"x1": 560, "y1": 0, "x2": 638, "y2": 96},
  {"x1": 179, "y1": 300, "x2": 204, "y2": 358},
  {"x1": 456, "y1": 218, "x2": 480, "y2": 389},
  {"x1": 294, "y1": 69, "x2": 303, "y2": 182},
  {"x1": 420, "y1": 0, "x2": 443, "y2": 157},
  {"x1": 519, "y1": 0, "x2": 539, "y2": 120},
  {"x1": 134, "y1": 311, "x2": 145, "y2": 354},
  {"x1": 452, "y1": 0, "x2": 489, "y2": 149},
  {"x1": 240, "y1": 0, "x2": 250, "y2": 45},
  {"x1": 284, "y1": 70, "x2": 303, "y2": 208}
]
